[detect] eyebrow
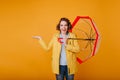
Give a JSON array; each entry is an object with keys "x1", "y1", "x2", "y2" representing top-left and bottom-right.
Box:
[{"x1": 60, "y1": 24, "x2": 68, "y2": 26}]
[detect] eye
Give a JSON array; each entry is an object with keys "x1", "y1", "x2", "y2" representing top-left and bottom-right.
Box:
[
  {"x1": 60, "y1": 24, "x2": 63, "y2": 26},
  {"x1": 65, "y1": 24, "x2": 68, "y2": 26}
]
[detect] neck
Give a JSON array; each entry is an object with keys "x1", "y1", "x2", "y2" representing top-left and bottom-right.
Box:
[
  {"x1": 61, "y1": 33, "x2": 66, "y2": 35},
  {"x1": 61, "y1": 31, "x2": 67, "y2": 35}
]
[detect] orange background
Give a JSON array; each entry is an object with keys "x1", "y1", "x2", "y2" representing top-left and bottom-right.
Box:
[{"x1": 0, "y1": 0, "x2": 120, "y2": 80}]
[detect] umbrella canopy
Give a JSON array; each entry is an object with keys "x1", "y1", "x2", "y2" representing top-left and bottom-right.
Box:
[{"x1": 69, "y1": 16, "x2": 100, "y2": 64}]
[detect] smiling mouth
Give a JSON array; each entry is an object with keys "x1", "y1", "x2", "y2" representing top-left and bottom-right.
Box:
[
  {"x1": 63, "y1": 30, "x2": 66, "y2": 31},
  {"x1": 62, "y1": 29, "x2": 67, "y2": 31}
]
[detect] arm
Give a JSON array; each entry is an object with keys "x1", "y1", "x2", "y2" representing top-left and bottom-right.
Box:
[
  {"x1": 33, "y1": 36, "x2": 54, "y2": 51},
  {"x1": 38, "y1": 37, "x2": 53, "y2": 51}
]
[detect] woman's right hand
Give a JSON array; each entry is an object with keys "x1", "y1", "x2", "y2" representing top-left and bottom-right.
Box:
[{"x1": 32, "y1": 36, "x2": 42, "y2": 40}]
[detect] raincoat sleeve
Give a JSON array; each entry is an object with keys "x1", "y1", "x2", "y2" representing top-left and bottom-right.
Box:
[
  {"x1": 65, "y1": 34, "x2": 80, "y2": 53},
  {"x1": 38, "y1": 36, "x2": 54, "y2": 51}
]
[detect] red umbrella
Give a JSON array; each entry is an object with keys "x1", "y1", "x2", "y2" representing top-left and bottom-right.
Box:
[{"x1": 69, "y1": 16, "x2": 100, "y2": 64}]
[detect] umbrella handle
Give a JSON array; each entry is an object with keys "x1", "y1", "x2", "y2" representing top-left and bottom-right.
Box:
[{"x1": 58, "y1": 38, "x2": 63, "y2": 44}]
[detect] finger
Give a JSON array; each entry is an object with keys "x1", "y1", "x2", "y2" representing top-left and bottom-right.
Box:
[
  {"x1": 32, "y1": 36, "x2": 39, "y2": 39},
  {"x1": 32, "y1": 36, "x2": 37, "y2": 38}
]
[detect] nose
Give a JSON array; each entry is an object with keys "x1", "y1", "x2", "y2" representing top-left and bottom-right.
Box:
[{"x1": 63, "y1": 26, "x2": 66, "y2": 28}]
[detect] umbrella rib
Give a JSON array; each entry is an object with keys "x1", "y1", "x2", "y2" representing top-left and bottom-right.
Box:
[
  {"x1": 75, "y1": 28, "x2": 89, "y2": 39},
  {"x1": 68, "y1": 38, "x2": 96, "y2": 41}
]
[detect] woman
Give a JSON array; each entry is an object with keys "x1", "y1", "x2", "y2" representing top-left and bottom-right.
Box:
[{"x1": 33, "y1": 18, "x2": 80, "y2": 80}]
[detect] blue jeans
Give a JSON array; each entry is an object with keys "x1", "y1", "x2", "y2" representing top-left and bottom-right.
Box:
[{"x1": 56, "y1": 65, "x2": 74, "y2": 80}]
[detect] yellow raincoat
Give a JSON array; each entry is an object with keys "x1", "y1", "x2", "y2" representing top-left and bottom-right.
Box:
[{"x1": 38, "y1": 32, "x2": 80, "y2": 74}]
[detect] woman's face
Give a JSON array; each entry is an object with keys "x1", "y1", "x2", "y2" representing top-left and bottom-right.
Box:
[{"x1": 60, "y1": 21, "x2": 68, "y2": 34}]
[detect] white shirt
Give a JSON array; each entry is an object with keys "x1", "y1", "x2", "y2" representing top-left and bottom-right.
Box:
[{"x1": 59, "y1": 33, "x2": 69, "y2": 65}]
